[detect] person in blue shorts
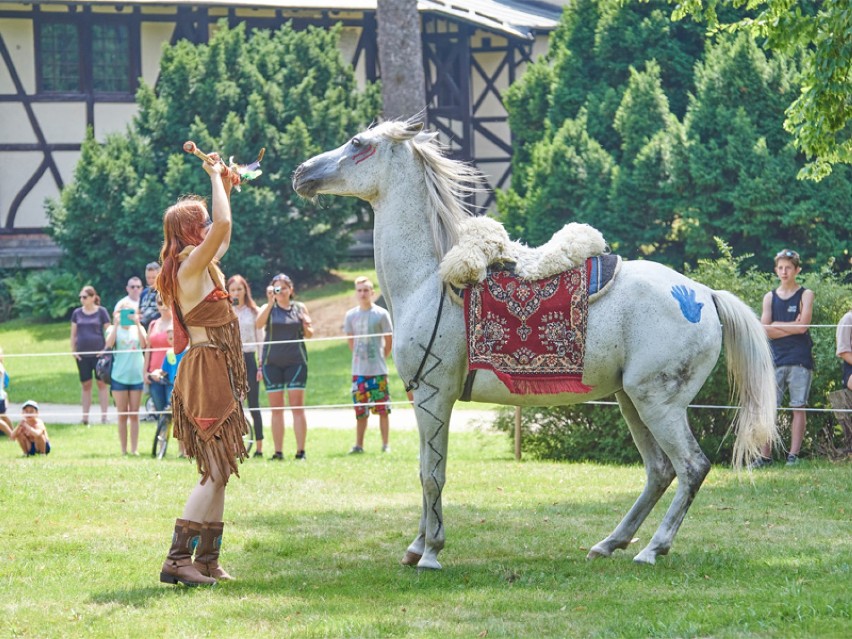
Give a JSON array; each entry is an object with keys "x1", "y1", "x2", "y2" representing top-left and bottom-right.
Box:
[{"x1": 10, "y1": 400, "x2": 51, "y2": 456}]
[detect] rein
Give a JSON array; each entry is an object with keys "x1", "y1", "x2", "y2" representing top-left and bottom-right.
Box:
[{"x1": 405, "y1": 284, "x2": 446, "y2": 392}]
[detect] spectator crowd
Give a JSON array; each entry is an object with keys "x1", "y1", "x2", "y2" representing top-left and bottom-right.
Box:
[
  {"x1": 0, "y1": 249, "x2": 849, "y2": 463},
  {"x1": 1, "y1": 265, "x2": 398, "y2": 460}
]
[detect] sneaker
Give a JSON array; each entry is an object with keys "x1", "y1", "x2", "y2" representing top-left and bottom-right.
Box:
[
  {"x1": 252, "y1": 451, "x2": 264, "y2": 459},
  {"x1": 269, "y1": 452, "x2": 284, "y2": 461},
  {"x1": 294, "y1": 450, "x2": 306, "y2": 461},
  {"x1": 786, "y1": 453, "x2": 800, "y2": 466},
  {"x1": 382, "y1": 444, "x2": 391, "y2": 453},
  {"x1": 349, "y1": 446, "x2": 365, "y2": 454},
  {"x1": 750, "y1": 456, "x2": 773, "y2": 469}
]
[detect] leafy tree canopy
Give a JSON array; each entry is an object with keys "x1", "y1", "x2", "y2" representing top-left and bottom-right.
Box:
[
  {"x1": 671, "y1": 0, "x2": 852, "y2": 180},
  {"x1": 500, "y1": 0, "x2": 850, "y2": 273},
  {"x1": 48, "y1": 21, "x2": 380, "y2": 300}
]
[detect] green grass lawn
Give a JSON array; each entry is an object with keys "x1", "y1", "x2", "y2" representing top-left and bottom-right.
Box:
[{"x1": 0, "y1": 423, "x2": 848, "y2": 638}]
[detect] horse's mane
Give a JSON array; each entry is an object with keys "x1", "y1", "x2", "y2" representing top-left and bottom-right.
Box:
[{"x1": 374, "y1": 120, "x2": 485, "y2": 259}]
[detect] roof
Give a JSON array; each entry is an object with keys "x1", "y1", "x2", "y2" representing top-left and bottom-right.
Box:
[{"x1": 28, "y1": 0, "x2": 562, "y2": 39}]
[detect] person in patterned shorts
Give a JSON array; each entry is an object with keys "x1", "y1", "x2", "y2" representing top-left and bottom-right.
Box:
[{"x1": 344, "y1": 277, "x2": 394, "y2": 454}]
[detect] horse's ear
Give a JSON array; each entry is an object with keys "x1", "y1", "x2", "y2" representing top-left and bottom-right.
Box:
[{"x1": 405, "y1": 121, "x2": 424, "y2": 135}]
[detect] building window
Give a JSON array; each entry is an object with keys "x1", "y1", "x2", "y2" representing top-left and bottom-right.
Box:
[
  {"x1": 92, "y1": 24, "x2": 131, "y2": 93},
  {"x1": 39, "y1": 23, "x2": 80, "y2": 92},
  {"x1": 37, "y1": 19, "x2": 135, "y2": 96}
]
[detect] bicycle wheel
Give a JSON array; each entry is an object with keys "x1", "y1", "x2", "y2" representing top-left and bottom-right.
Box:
[
  {"x1": 144, "y1": 394, "x2": 157, "y2": 421},
  {"x1": 153, "y1": 414, "x2": 170, "y2": 459}
]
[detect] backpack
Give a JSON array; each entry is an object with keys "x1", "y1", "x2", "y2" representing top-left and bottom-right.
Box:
[{"x1": 96, "y1": 353, "x2": 114, "y2": 385}]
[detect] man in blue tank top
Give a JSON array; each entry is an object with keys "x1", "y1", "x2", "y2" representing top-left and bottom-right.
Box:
[{"x1": 755, "y1": 249, "x2": 815, "y2": 467}]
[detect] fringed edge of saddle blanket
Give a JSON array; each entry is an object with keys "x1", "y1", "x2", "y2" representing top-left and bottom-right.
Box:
[{"x1": 469, "y1": 365, "x2": 593, "y2": 396}]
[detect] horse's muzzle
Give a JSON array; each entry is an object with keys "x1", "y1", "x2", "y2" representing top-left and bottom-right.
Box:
[{"x1": 292, "y1": 163, "x2": 319, "y2": 198}]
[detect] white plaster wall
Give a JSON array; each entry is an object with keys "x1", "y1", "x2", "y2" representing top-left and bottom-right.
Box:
[
  {"x1": 94, "y1": 103, "x2": 139, "y2": 140},
  {"x1": 141, "y1": 22, "x2": 174, "y2": 86},
  {"x1": 0, "y1": 152, "x2": 46, "y2": 227},
  {"x1": 0, "y1": 102, "x2": 37, "y2": 143},
  {"x1": 0, "y1": 18, "x2": 35, "y2": 93},
  {"x1": 31, "y1": 103, "x2": 87, "y2": 143}
]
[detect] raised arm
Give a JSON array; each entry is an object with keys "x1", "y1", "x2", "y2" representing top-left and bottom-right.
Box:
[
  {"x1": 299, "y1": 304, "x2": 314, "y2": 339},
  {"x1": 179, "y1": 155, "x2": 235, "y2": 281},
  {"x1": 104, "y1": 316, "x2": 118, "y2": 349}
]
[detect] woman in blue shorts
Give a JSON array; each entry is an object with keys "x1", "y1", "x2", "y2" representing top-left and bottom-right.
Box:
[
  {"x1": 105, "y1": 301, "x2": 148, "y2": 455},
  {"x1": 256, "y1": 273, "x2": 313, "y2": 460}
]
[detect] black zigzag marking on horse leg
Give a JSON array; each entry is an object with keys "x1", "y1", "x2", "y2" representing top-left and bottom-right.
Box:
[{"x1": 412, "y1": 343, "x2": 447, "y2": 539}]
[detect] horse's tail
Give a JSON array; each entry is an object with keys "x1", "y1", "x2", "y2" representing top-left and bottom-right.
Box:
[{"x1": 711, "y1": 290, "x2": 779, "y2": 470}]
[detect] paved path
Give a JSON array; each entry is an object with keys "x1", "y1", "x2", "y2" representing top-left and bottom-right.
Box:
[{"x1": 4, "y1": 402, "x2": 501, "y2": 432}]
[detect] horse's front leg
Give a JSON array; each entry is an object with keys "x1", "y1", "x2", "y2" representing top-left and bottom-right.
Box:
[
  {"x1": 405, "y1": 395, "x2": 453, "y2": 570},
  {"x1": 400, "y1": 472, "x2": 427, "y2": 566}
]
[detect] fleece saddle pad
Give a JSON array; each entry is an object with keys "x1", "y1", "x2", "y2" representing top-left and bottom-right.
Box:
[{"x1": 464, "y1": 263, "x2": 592, "y2": 396}]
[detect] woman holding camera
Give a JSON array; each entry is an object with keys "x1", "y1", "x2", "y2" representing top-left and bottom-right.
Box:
[
  {"x1": 155, "y1": 152, "x2": 250, "y2": 587},
  {"x1": 256, "y1": 273, "x2": 313, "y2": 461},
  {"x1": 70, "y1": 285, "x2": 111, "y2": 425},
  {"x1": 105, "y1": 300, "x2": 148, "y2": 455}
]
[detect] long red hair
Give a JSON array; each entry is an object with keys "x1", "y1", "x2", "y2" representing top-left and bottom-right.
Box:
[
  {"x1": 226, "y1": 274, "x2": 258, "y2": 313},
  {"x1": 156, "y1": 196, "x2": 210, "y2": 306}
]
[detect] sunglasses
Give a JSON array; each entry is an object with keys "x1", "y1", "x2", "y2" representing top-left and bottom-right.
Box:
[{"x1": 776, "y1": 250, "x2": 799, "y2": 259}]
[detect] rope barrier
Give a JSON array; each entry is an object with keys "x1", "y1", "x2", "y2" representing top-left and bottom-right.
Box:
[
  {"x1": 1, "y1": 328, "x2": 849, "y2": 420},
  {"x1": 1, "y1": 321, "x2": 844, "y2": 358},
  {"x1": 3, "y1": 399, "x2": 849, "y2": 423},
  {"x1": 1, "y1": 332, "x2": 395, "y2": 358}
]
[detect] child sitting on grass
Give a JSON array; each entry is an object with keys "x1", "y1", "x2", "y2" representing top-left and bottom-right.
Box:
[{"x1": 10, "y1": 400, "x2": 51, "y2": 456}]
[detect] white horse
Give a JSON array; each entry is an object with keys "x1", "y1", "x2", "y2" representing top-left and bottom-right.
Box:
[{"x1": 293, "y1": 120, "x2": 778, "y2": 569}]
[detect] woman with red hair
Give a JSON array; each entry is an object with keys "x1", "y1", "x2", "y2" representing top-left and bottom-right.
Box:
[{"x1": 156, "y1": 154, "x2": 250, "y2": 587}]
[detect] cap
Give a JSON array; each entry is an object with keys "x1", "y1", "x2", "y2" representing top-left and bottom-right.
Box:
[{"x1": 21, "y1": 400, "x2": 39, "y2": 411}]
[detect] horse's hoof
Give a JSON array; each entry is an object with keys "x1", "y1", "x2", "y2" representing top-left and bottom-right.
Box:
[
  {"x1": 633, "y1": 549, "x2": 657, "y2": 565},
  {"x1": 416, "y1": 557, "x2": 442, "y2": 570},
  {"x1": 586, "y1": 544, "x2": 613, "y2": 560},
  {"x1": 400, "y1": 551, "x2": 422, "y2": 566}
]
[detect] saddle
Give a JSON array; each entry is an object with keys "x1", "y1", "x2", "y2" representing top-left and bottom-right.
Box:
[{"x1": 440, "y1": 217, "x2": 609, "y2": 287}]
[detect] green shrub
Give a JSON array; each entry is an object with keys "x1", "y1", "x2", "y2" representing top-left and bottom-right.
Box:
[
  {"x1": 47, "y1": 20, "x2": 380, "y2": 297},
  {"x1": 494, "y1": 242, "x2": 852, "y2": 463},
  {"x1": 4, "y1": 268, "x2": 84, "y2": 321}
]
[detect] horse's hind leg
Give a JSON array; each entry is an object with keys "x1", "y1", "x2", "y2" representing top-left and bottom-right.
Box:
[
  {"x1": 628, "y1": 402, "x2": 711, "y2": 565},
  {"x1": 588, "y1": 391, "x2": 676, "y2": 560}
]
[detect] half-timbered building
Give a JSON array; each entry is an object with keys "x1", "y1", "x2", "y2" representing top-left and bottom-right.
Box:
[{"x1": 0, "y1": 0, "x2": 561, "y2": 265}]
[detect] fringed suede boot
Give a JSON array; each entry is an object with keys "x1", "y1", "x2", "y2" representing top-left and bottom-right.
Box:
[
  {"x1": 160, "y1": 518, "x2": 217, "y2": 586},
  {"x1": 193, "y1": 521, "x2": 233, "y2": 581}
]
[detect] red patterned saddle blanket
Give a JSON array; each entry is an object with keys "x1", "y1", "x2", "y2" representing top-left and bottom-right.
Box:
[{"x1": 464, "y1": 255, "x2": 618, "y2": 396}]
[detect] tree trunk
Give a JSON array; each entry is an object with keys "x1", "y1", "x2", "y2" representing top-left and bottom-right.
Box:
[{"x1": 376, "y1": 0, "x2": 426, "y2": 120}]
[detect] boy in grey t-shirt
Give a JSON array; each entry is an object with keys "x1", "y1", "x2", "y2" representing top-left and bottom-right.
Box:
[{"x1": 343, "y1": 277, "x2": 393, "y2": 454}]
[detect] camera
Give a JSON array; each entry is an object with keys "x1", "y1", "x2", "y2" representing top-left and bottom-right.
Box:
[{"x1": 273, "y1": 286, "x2": 282, "y2": 294}]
